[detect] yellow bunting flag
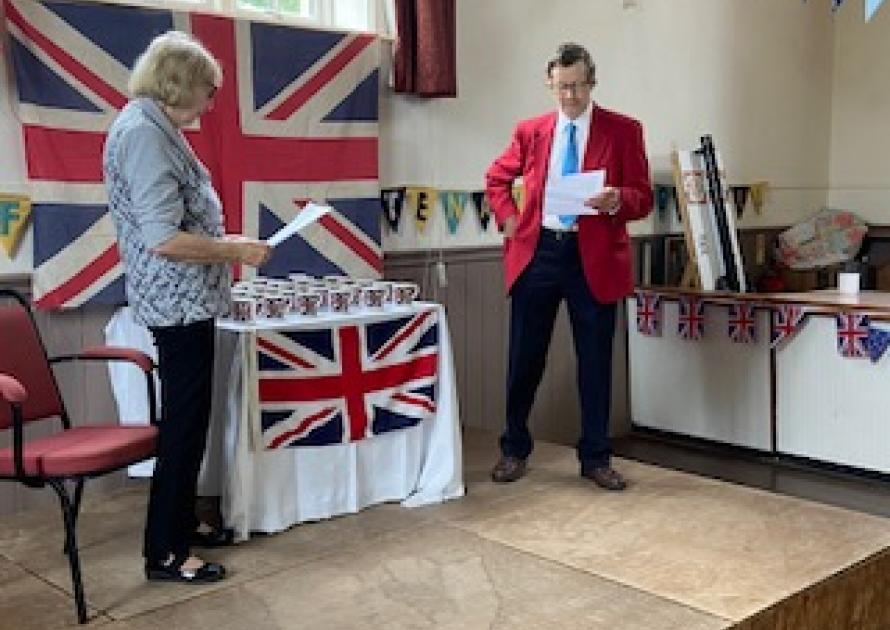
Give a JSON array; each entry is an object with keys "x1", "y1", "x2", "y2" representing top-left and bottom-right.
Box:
[
  {"x1": 750, "y1": 181, "x2": 768, "y2": 215},
  {"x1": 406, "y1": 186, "x2": 437, "y2": 233},
  {"x1": 511, "y1": 184, "x2": 525, "y2": 213},
  {"x1": 0, "y1": 194, "x2": 31, "y2": 257}
]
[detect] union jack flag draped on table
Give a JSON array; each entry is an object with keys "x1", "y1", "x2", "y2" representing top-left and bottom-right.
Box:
[
  {"x1": 770, "y1": 304, "x2": 807, "y2": 349},
  {"x1": 677, "y1": 296, "x2": 704, "y2": 341},
  {"x1": 727, "y1": 301, "x2": 757, "y2": 344},
  {"x1": 835, "y1": 311, "x2": 870, "y2": 359},
  {"x1": 634, "y1": 291, "x2": 662, "y2": 336},
  {"x1": 256, "y1": 309, "x2": 439, "y2": 449},
  {"x1": 5, "y1": 0, "x2": 381, "y2": 308}
]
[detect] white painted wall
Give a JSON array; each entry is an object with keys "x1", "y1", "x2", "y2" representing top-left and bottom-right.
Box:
[
  {"x1": 0, "y1": 0, "x2": 863, "y2": 275},
  {"x1": 827, "y1": 2, "x2": 890, "y2": 223},
  {"x1": 380, "y1": 0, "x2": 836, "y2": 252}
]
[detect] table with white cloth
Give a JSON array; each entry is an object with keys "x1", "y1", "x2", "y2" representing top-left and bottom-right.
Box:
[{"x1": 198, "y1": 301, "x2": 464, "y2": 540}]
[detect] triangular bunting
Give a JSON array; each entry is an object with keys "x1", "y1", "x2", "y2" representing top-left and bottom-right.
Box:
[
  {"x1": 0, "y1": 194, "x2": 31, "y2": 258},
  {"x1": 511, "y1": 184, "x2": 525, "y2": 213},
  {"x1": 471, "y1": 191, "x2": 492, "y2": 231},
  {"x1": 380, "y1": 187, "x2": 405, "y2": 231},
  {"x1": 677, "y1": 296, "x2": 704, "y2": 341},
  {"x1": 730, "y1": 186, "x2": 750, "y2": 220},
  {"x1": 770, "y1": 304, "x2": 807, "y2": 349},
  {"x1": 728, "y1": 302, "x2": 757, "y2": 344},
  {"x1": 867, "y1": 323, "x2": 890, "y2": 363},
  {"x1": 635, "y1": 291, "x2": 662, "y2": 336},
  {"x1": 750, "y1": 182, "x2": 768, "y2": 215},
  {"x1": 835, "y1": 312, "x2": 870, "y2": 358},
  {"x1": 439, "y1": 191, "x2": 468, "y2": 234},
  {"x1": 406, "y1": 187, "x2": 437, "y2": 234}
]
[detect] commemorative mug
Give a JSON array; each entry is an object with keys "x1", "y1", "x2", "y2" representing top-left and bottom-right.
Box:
[
  {"x1": 361, "y1": 286, "x2": 386, "y2": 309},
  {"x1": 329, "y1": 288, "x2": 352, "y2": 313},
  {"x1": 232, "y1": 297, "x2": 258, "y2": 323},
  {"x1": 392, "y1": 282, "x2": 420, "y2": 305},
  {"x1": 295, "y1": 292, "x2": 321, "y2": 316},
  {"x1": 267, "y1": 295, "x2": 290, "y2": 319}
]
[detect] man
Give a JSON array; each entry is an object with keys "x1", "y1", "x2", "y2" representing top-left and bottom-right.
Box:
[{"x1": 485, "y1": 43, "x2": 652, "y2": 490}]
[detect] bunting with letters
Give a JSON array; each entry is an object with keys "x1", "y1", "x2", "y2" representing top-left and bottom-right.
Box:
[
  {"x1": 439, "y1": 190, "x2": 467, "y2": 234},
  {"x1": 406, "y1": 186, "x2": 436, "y2": 233},
  {"x1": 6, "y1": 0, "x2": 381, "y2": 308},
  {"x1": 0, "y1": 194, "x2": 31, "y2": 257},
  {"x1": 471, "y1": 191, "x2": 492, "y2": 231},
  {"x1": 380, "y1": 187, "x2": 406, "y2": 231}
]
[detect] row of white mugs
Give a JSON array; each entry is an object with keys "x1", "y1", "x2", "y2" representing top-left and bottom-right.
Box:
[{"x1": 230, "y1": 274, "x2": 420, "y2": 322}]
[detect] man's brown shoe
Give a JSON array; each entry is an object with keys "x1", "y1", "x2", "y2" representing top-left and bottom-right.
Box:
[
  {"x1": 582, "y1": 466, "x2": 627, "y2": 491},
  {"x1": 490, "y1": 456, "x2": 527, "y2": 483}
]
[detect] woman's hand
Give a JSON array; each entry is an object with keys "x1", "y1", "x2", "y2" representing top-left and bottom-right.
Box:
[{"x1": 222, "y1": 235, "x2": 272, "y2": 267}]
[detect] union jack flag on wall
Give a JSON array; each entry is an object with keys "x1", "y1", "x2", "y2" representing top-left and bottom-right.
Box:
[
  {"x1": 727, "y1": 301, "x2": 757, "y2": 344},
  {"x1": 635, "y1": 291, "x2": 661, "y2": 336},
  {"x1": 770, "y1": 304, "x2": 806, "y2": 349},
  {"x1": 5, "y1": 0, "x2": 381, "y2": 308},
  {"x1": 256, "y1": 309, "x2": 439, "y2": 449},
  {"x1": 835, "y1": 311, "x2": 870, "y2": 359},
  {"x1": 677, "y1": 296, "x2": 704, "y2": 341}
]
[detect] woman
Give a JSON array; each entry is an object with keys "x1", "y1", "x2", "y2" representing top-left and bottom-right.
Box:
[{"x1": 103, "y1": 31, "x2": 271, "y2": 583}]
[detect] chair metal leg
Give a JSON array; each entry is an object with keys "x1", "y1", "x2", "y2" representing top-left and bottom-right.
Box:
[
  {"x1": 50, "y1": 479, "x2": 88, "y2": 624},
  {"x1": 63, "y1": 479, "x2": 85, "y2": 555}
]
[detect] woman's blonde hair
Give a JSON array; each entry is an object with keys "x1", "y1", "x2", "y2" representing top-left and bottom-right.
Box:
[{"x1": 128, "y1": 31, "x2": 222, "y2": 107}]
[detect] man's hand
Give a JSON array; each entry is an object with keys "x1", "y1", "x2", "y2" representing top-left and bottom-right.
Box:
[
  {"x1": 502, "y1": 215, "x2": 518, "y2": 239},
  {"x1": 584, "y1": 186, "x2": 620, "y2": 214}
]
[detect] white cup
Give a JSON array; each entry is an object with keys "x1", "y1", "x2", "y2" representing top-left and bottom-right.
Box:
[
  {"x1": 330, "y1": 289, "x2": 352, "y2": 313},
  {"x1": 392, "y1": 282, "x2": 419, "y2": 305},
  {"x1": 838, "y1": 272, "x2": 860, "y2": 295},
  {"x1": 232, "y1": 297, "x2": 258, "y2": 322},
  {"x1": 361, "y1": 286, "x2": 387, "y2": 309},
  {"x1": 295, "y1": 292, "x2": 321, "y2": 316}
]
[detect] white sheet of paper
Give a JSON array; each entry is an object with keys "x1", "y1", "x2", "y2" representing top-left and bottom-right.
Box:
[
  {"x1": 543, "y1": 169, "x2": 606, "y2": 216},
  {"x1": 266, "y1": 202, "x2": 331, "y2": 247}
]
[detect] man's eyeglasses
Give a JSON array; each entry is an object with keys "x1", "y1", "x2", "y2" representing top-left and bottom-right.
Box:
[{"x1": 551, "y1": 81, "x2": 592, "y2": 95}]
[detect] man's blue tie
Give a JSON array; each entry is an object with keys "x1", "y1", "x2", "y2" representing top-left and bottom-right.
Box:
[{"x1": 559, "y1": 122, "x2": 578, "y2": 228}]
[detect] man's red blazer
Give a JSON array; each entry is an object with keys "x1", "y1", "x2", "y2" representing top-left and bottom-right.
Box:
[{"x1": 485, "y1": 106, "x2": 653, "y2": 304}]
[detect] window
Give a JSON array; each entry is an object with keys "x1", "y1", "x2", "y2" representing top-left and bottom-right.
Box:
[{"x1": 92, "y1": 0, "x2": 391, "y2": 35}]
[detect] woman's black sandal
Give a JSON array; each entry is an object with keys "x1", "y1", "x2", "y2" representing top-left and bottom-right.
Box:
[{"x1": 145, "y1": 553, "x2": 226, "y2": 583}]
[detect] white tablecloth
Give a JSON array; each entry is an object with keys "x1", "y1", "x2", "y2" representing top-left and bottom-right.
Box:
[{"x1": 106, "y1": 303, "x2": 464, "y2": 540}]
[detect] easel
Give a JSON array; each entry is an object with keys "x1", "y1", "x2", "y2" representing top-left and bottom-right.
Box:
[
  {"x1": 670, "y1": 135, "x2": 746, "y2": 293},
  {"x1": 671, "y1": 150, "x2": 701, "y2": 290}
]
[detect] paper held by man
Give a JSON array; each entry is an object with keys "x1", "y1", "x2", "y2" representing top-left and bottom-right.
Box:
[
  {"x1": 542, "y1": 169, "x2": 606, "y2": 216},
  {"x1": 266, "y1": 202, "x2": 332, "y2": 247}
]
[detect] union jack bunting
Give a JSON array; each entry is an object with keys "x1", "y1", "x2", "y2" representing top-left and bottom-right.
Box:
[
  {"x1": 770, "y1": 304, "x2": 806, "y2": 349},
  {"x1": 727, "y1": 301, "x2": 757, "y2": 344},
  {"x1": 635, "y1": 291, "x2": 662, "y2": 336},
  {"x1": 256, "y1": 309, "x2": 439, "y2": 449},
  {"x1": 5, "y1": 0, "x2": 381, "y2": 308},
  {"x1": 835, "y1": 312, "x2": 870, "y2": 359},
  {"x1": 677, "y1": 296, "x2": 705, "y2": 341},
  {"x1": 866, "y1": 323, "x2": 890, "y2": 363}
]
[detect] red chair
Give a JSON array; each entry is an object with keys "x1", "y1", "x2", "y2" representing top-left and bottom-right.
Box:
[{"x1": 0, "y1": 289, "x2": 158, "y2": 624}]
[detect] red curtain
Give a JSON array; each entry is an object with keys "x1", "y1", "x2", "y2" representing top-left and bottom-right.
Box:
[{"x1": 393, "y1": 0, "x2": 456, "y2": 97}]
